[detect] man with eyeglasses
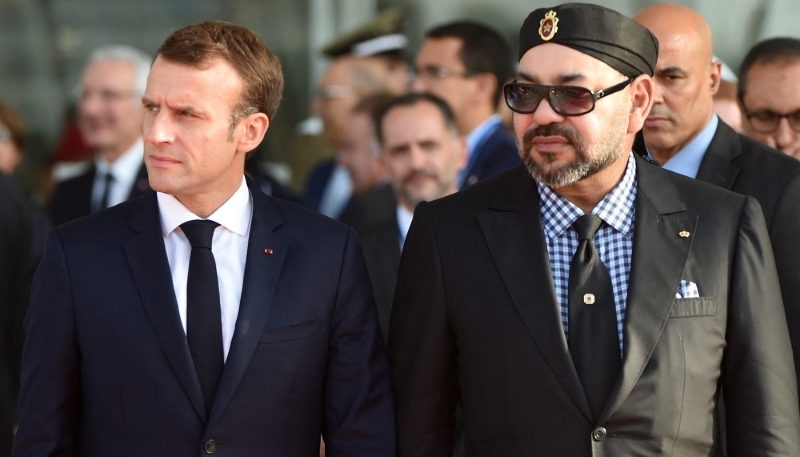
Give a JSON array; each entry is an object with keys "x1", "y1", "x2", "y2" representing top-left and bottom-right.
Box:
[
  {"x1": 739, "y1": 37, "x2": 800, "y2": 159},
  {"x1": 633, "y1": 4, "x2": 800, "y2": 404},
  {"x1": 412, "y1": 21, "x2": 520, "y2": 188},
  {"x1": 389, "y1": 3, "x2": 800, "y2": 455},
  {"x1": 49, "y1": 46, "x2": 151, "y2": 226}
]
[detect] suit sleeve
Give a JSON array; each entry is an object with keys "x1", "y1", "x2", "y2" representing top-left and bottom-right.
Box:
[
  {"x1": 322, "y1": 227, "x2": 396, "y2": 456},
  {"x1": 389, "y1": 202, "x2": 459, "y2": 457},
  {"x1": 12, "y1": 229, "x2": 81, "y2": 457},
  {"x1": 723, "y1": 196, "x2": 800, "y2": 454},
  {"x1": 766, "y1": 171, "x2": 800, "y2": 403}
]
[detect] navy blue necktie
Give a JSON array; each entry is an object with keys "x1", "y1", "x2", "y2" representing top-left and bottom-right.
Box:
[
  {"x1": 181, "y1": 219, "x2": 223, "y2": 411},
  {"x1": 568, "y1": 214, "x2": 621, "y2": 420},
  {"x1": 95, "y1": 173, "x2": 114, "y2": 212}
]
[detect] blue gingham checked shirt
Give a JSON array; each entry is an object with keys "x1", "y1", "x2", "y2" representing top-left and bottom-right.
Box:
[{"x1": 537, "y1": 152, "x2": 637, "y2": 353}]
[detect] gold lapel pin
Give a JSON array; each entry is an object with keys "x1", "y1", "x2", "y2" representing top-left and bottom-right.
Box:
[
  {"x1": 583, "y1": 293, "x2": 595, "y2": 305},
  {"x1": 679, "y1": 231, "x2": 690, "y2": 238},
  {"x1": 264, "y1": 248, "x2": 274, "y2": 255}
]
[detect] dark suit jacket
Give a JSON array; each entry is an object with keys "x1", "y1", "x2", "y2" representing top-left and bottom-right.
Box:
[
  {"x1": 48, "y1": 161, "x2": 149, "y2": 226},
  {"x1": 389, "y1": 156, "x2": 800, "y2": 455},
  {"x1": 461, "y1": 122, "x2": 521, "y2": 188},
  {"x1": 341, "y1": 184, "x2": 400, "y2": 342},
  {"x1": 15, "y1": 179, "x2": 395, "y2": 456},
  {"x1": 0, "y1": 172, "x2": 33, "y2": 455},
  {"x1": 635, "y1": 121, "x2": 800, "y2": 395}
]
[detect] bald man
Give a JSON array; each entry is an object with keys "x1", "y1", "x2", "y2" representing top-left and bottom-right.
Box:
[{"x1": 634, "y1": 3, "x2": 800, "y2": 405}]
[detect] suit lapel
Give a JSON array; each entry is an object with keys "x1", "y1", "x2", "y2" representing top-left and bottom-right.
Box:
[
  {"x1": 695, "y1": 121, "x2": 741, "y2": 190},
  {"x1": 478, "y1": 167, "x2": 593, "y2": 420},
  {"x1": 208, "y1": 181, "x2": 288, "y2": 424},
  {"x1": 122, "y1": 192, "x2": 207, "y2": 421},
  {"x1": 599, "y1": 156, "x2": 697, "y2": 422}
]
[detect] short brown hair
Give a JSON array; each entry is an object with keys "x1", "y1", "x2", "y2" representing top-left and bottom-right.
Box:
[
  {"x1": 156, "y1": 21, "x2": 284, "y2": 130},
  {"x1": 0, "y1": 100, "x2": 25, "y2": 152}
]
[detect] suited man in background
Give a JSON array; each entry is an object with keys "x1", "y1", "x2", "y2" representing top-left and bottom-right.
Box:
[
  {"x1": 343, "y1": 92, "x2": 466, "y2": 342},
  {"x1": 49, "y1": 45, "x2": 151, "y2": 226},
  {"x1": 633, "y1": 4, "x2": 800, "y2": 401},
  {"x1": 0, "y1": 170, "x2": 33, "y2": 456},
  {"x1": 389, "y1": 4, "x2": 800, "y2": 455},
  {"x1": 15, "y1": 21, "x2": 395, "y2": 456},
  {"x1": 412, "y1": 20, "x2": 520, "y2": 188}
]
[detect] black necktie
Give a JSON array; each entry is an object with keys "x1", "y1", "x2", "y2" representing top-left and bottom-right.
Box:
[
  {"x1": 568, "y1": 214, "x2": 621, "y2": 420},
  {"x1": 96, "y1": 173, "x2": 114, "y2": 212},
  {"x1": 181, "y1": 220, "x2": 224, "y2": 411}
]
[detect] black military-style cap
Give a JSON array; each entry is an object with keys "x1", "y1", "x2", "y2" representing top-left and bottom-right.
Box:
[{"x1": 519, "y1": 3, "x2": 659, "y2": 78}]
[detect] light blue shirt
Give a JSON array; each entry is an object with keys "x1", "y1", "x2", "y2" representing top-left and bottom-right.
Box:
[
  {"x1": 652, "y1": 114, "x2": 718, "y2": 179},
  {"x1": 459, "y1": 115, "x2": 502, "y2": 185}
]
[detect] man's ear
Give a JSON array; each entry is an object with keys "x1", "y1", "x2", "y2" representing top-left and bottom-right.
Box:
[
  {"x1": 709, "y1": 60, "x2": 722, "y2": 96},
  {"x1": 628, "y1": 74, "x2": 655, "y2": 134},
  {"x1": 236, "y1": 112, "x2": 270, "y2": 154}
]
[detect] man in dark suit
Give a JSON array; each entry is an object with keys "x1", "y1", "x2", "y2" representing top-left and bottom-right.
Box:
[
  {"x1": 389, "y1": 4, "x2": 800, "y2": 455},
  {"x1": 15, "y1": 21, "x2": 395, "y2": 456},
  {"x1": 0, "y1": 171, "x2": 33, "y2": 456},
  {"x1": 633, "y1": 4, "x2": 800, "y2": 402},
  {"x1": 49, "y1": 45, "x2": 152, "y2": 226},
  {"x1": 342, "y1": 93, "x2": 466, "y2": 342},
  {"x1": 412, "y1": 21, "x2": 521, "y2": 188}
]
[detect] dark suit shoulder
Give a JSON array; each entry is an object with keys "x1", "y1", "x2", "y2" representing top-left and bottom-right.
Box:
[
  {"x1": 340, "y1": 185, "x2": 396, "y2": 234},
  {"x1": 464, "y1": 125, "x2": 521, "y2": 186}
]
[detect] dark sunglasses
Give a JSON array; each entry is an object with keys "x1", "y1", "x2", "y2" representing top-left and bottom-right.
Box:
[{"x1": 503, "y1": 78, "x2": 632, "y2": 116}]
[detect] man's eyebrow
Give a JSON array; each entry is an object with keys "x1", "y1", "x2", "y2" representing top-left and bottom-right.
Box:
[
  {"x1": 657, "y1": 66, "x2": 687, "y2": 77},
  {"x1": 516, "y1": 71, "x2": 586, "y2": 85},
  {"x1": 141, "y1": 96, "x2": 155, "y2": 105}
]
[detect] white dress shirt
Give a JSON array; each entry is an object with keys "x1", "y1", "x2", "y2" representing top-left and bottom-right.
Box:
[
  {"x1": 397, "y1": 204, "x2": 414, "y2": 250},
  {"x1": 92, "y1": 138, "x2": 145, "y2": 209},
  {"x1": 157, "y1": 176, "x2": 252, "y2": 361}
]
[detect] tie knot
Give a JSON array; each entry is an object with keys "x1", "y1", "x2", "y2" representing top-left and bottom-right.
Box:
[
  {"x1": 181, "y1": 220, "x2": 220, "y2": 249},
  {"x1": 574, "y1": 214, "x2": 603, "y2": 241}
]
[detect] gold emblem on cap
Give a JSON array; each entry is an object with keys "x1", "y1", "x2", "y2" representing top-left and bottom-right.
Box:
[
  {"x1": 583, "y1": 293, "x2": 595, "y2": 305},
  {"x1": 539, "y1": 10, "x2": 559, "y2": 41},
  {"x1": 679, "y1": 231, "x2": 690, "y2": 238}
]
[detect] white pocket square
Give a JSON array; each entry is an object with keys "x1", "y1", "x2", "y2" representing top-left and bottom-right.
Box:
[{"x1": 675, "y1": 280, "x2": 700, "y2": 299}]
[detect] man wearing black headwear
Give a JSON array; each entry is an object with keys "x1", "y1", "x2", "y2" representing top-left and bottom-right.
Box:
[{"x1": 388, "y1": 3, "x2": 800, "y2": 455}]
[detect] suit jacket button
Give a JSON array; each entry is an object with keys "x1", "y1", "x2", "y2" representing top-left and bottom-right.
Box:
[
  {"x1": 592, "y1": 427, "x2": 607, "y2": 441},
  {"x1": 204, "y1": 439, "x2": 217, "y2": 454}
]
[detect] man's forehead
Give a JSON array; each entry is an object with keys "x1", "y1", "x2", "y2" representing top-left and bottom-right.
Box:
[{"x1": 518, "y1": 43, "x2": 615, "y2": 84}]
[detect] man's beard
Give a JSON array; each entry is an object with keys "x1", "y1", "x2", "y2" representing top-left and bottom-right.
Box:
[{"x1": 518, "y1": 122, "x2": 626, "y2": 188}]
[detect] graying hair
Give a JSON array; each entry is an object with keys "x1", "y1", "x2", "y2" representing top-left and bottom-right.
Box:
[{"x1": 87, "y1": 45, "x2": 152, "y2": 96}]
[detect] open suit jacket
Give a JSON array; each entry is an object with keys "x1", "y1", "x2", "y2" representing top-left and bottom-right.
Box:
[
  {"x1": 341, "y1": 184, "x2": 400, "y2": 343},
  {"x1": 460, "y1": 122, "x2": 521, "y2": 188},
  {"x1": 635, "y1": 120, "x2": 800, "y2": 397},
  {"x1": 14, "y1": 179, "x2": 396, "y2": 456},
  {"x1": 48, "y1": 162, "x2": 150, "y2": 226},
  {"x1": 389, "y1": 155, "x2": 800, "y2": 456}
]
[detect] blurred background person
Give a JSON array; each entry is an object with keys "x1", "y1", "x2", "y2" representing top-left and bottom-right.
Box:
[
  {"x1": 345, "y1": 92, "x2": 465, "y2": 343},
  {"x1": 304, "y1": 11, "x2": 409, "y2": 220},
  {"x1": 0, "y1": 101, "x2": 35, "y2": 455},
  {"x1": 48, "y1": 45, "x2": 151, "y2": 226},
  {"x1": 738, "y1": 37, "x2": 800, "y2": 159},
  {"x1": 337, "y1": 94, "x2": 392, "y2": 199},
  {"x1": 412, "y1": 20, "x2": 519, "y2": 188}
]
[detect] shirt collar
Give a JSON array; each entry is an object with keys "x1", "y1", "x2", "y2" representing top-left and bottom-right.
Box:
[
  {"x1": 95, "y1": 138, "x2": 144, "y2": 182},
  {"x1": 157, "y1": 175, "x2": 252, "y2": 238},
  {"x1": 465, "y1": 114, "x2": 502, "y2": 157},
  {"x1": 538, "y1": 152, "x2": 638, "y2": 239},
  {"x1": 653, "y1": 114, "x2": 718, "y2": 179}
]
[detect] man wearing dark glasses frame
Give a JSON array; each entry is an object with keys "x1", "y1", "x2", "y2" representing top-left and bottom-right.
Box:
[{"x1": 390, "y1": 3, "x2": 799, "y2": 456}]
